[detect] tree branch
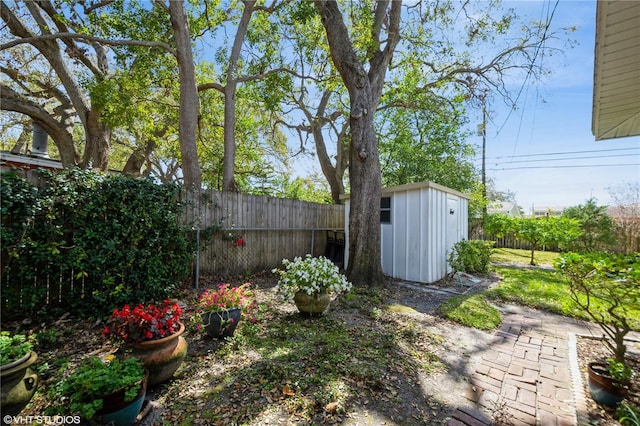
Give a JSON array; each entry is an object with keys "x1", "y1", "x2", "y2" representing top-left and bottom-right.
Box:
[{"x1": 0, "y1": 32, "x2": 176, "y2": 56}]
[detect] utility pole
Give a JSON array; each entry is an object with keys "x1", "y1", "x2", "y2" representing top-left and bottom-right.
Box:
[{"x1": 479, "y1": 91, "x2": 487, "y2": 217}]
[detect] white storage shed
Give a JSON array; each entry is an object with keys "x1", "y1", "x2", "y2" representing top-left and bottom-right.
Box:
[{"x1": 344, "y1": 181, "x2": 470, "y2": 284}]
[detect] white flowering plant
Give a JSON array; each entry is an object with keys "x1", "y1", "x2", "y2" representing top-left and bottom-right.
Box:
[{"x1": 272, "y1": 255, "x2": 352, "y2": 301}]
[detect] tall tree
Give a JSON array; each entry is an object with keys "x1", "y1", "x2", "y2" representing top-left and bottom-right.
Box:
[
  {"x1": 314, "y1": 1, "x2": 401, "y2": 286},
  {"x1": 1, "y1": 0, "x2": 202, "y2": 186},
  {"x1": 1, "y1": 0, "x2": 111, "y2": 169},
  {"x1": 378, "y1": 94, "x2": 476, "y2": 191},
  {"x1": 196, "y1": 0, "x2": 291, "y2": 192},
  {"x1": 162, "y1": 0, "x2": 201, "y2": 188},
  {"x1": 312, "y1": 1, "x2": 566, "y2": 286},
  {"x1": 563, "y1": 198, "x2": 617, "y2": 252}
]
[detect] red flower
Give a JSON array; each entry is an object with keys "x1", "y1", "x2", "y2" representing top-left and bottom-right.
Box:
[{"x1": 103, "y1": 300, "x2": 182, "y2": 345}]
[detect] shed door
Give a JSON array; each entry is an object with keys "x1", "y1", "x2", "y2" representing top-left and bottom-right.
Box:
[{"x1": 446, "y1": 197, "x2": 460, "y2": 268}]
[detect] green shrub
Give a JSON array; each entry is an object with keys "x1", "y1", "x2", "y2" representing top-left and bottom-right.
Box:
[
  {"x1": 618, "y1": 402, "x2": 640, "y2": 426},
  {"x1": 1, "y1": 169, "x2": 193, "y2": 319},
  {"x1": 448, "y1": 239, "x2": 494, "y2": 274}
]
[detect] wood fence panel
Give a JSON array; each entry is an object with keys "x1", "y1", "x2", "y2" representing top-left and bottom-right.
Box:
[{"x1": 181, "y1": 189, "x2": 345, "y2": 280}]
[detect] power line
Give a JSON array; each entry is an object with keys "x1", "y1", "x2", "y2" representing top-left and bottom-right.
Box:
[
  {"x1": 485, "y1": 153, "x2": 636, "y2": 166},
  {"x1": 488, "y1": 163, "x2": 639, "y2": 171},
  {"x1": 476, "y1": 146, "x2": 640, "y2": 161}
]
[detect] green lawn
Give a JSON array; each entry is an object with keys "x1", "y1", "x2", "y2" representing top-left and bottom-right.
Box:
[
  {"x1": 490, "y1": 247, "x2": 559, "y2": 266},
  {"x1": 440, "y1": 248, "x2": 640, "y2": 331}
]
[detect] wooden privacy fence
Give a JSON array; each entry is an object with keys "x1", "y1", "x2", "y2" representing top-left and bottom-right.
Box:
[{"x1": 181, "y1": 189, "x2": 345, "y2": 282}]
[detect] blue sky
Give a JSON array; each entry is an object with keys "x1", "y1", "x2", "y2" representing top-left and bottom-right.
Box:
[
  {"x1": 287, "y1": 1, "x2": 639, "y2": 210},
  {"x1": 474, "y1": 0, "x2": 639, "y2": 212}
]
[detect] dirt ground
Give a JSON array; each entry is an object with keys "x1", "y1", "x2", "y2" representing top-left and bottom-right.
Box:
[{"x1": 10, "y1": 270, "x2": 639, "y2": 425}]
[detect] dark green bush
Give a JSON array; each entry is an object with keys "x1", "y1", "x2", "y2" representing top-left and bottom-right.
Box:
[
  {"x1": 448, "y1": 239, "x2": 495, "y2": 274},
  {"x1": 1, "y1": 169, "x2": 193, "y2": 319}
]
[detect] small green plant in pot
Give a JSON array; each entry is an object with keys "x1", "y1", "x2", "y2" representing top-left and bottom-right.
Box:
[
  {"x1": 47, "y1": 356, "x2": 146, "y2": 421},
  {"x1": 555, "y1": 252, "x2": 639, "y2": 406},
  {"x1": 1, "y1": 331, "x2": 38, "y2": 416},
  {"x1": 273, "y1": 255, "x2": 352, "y2": 315},
  {"x1": 0, "y1": 332, "x2": 34, "y2": 366}
]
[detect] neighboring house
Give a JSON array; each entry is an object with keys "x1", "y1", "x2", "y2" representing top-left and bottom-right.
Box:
[
  {"x1": 1, "y1": 150, "x2": 64, "y2": 187},
  {"x1": 488, "y1": 202, "x2": 522, "y2": 217},
  {"x1": 0, "y1": 122, "x2": 63, "y2": 182},
  {"x1": 607, "y1": 204, "x2": 640, "y2": 219},
  {"x1": 527, "y1": 206, "x2": 565, "y2": 218}
]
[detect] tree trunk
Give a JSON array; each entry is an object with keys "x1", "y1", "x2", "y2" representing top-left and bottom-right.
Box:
[
  {"x1": 221, "y1": 0, "x2": 254, "y2": 192},
  {"x1": 346, "y1": 104, "x2": 384, "y2": 286},
  {"x1": 168, "y1": 0, "x2": 201, "y2": 188},
  {"x1": 0, "y1": 85, "x2": 78, "y2": 166},
  {"x1": 309, "y1": 91, "x2": 347, "y2": 204},
  {"x1": 122, "y1": 139, "x2": 157, "y2": 177},
  {"x1": 81, "y1": 108, "x2": 110, "y2": 170},
  {"x1": 314, "y1": 127, "x2": 345, "y2": 204},
  {"x1": 315, "y1": 1, "x2": 400, "y2": 286},
  {"x1": 222, "y1": 85, "x2": 239, "y2": 192},
  {"x1": 2, "y1": 2, "x2": 107, "y2": 169},
  {"x1": 315, "y1": 2, "x2": 381, "y2": 286}
]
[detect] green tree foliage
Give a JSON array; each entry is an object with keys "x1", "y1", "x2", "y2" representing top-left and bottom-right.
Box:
[
  {"x1": 0, "y1": 170, "x2": 192, "y2": 320},
  {"x1": 379, "y1": 95, "x2": 477, "y2": 192},
  {"x1": 555, "y1": 252, "x2": 640, "y2": 363},
  {"x1": 562, "y1": 198, "x2": 617, "y2": 252},
  {"x1": 484, "y1": 214, "x2": 581, "y2": 265}
]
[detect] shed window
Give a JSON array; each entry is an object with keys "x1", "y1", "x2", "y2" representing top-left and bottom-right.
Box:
[{"x1": 380, "y1": 197, "x2": 391, "y2": 224}]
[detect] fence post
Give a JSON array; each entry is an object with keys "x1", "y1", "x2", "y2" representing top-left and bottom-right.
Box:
[{"x1": 195, "y1": 228, "x2": 200, "y2": 289}]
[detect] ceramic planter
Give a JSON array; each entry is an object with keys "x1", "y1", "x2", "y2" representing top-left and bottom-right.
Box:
[
  {"x1": 96, "y1": 370, "x2": 148, "y2": 425},
  {"x1": 587, "y1": 362, "x2": 629, "y2": 406},
  {"x1": 0, "y1": 351, "x2": 38, "y2": 417},
  {"x1": 203, "y1": 308, "x2": 242, "y2": 339},
  {"x1": 129, "y1": 322, "x2": 187, "y2": 386},
  {"x1": 293, "y1": 291, "x2": 330, "y2": 316}
]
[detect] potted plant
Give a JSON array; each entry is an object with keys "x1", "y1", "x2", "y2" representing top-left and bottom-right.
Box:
[
  {"x1": 556, "y1": 252, "x2": 639, "y2": 406},
  {"x1": 103, "y1": 300, "x2": 187, "y2": 386},
  {"x1": 272, "y1": 255, "x2": 352, "y2": 315},
  {"x1": 190, "y1": 282, "x2": 258, "y2": 339},
  {"x1": 0, "y1": 332, "x2": 38, "y2": 416},
  {"x1": 47, "y1": 356, "x2": 147, "y2": 425}
]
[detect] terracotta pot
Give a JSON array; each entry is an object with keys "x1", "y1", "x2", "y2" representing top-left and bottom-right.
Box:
[
  {"x1": 1, "y1": 351, "x2": 38, "y2": 417},
  {"x1": 587, "y1": 362, "x2": 629, "y2": 407},
  {"x1": 97, "y1": 370, "x2": 148, "y2": 426},
  {"x1": 203, "y1": 308, "x2": 242, "y2": 339},
  {"x1": 129, "y1": 322, "x2": 187, "y2": 386},
  {"x1": 293, "y1": 291, "x2": 331, "y2": 316}
]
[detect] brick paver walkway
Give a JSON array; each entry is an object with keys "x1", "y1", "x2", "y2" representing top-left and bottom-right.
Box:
[{"x1": 448, "y1": 305, "x2": 602, "y2": 426}]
